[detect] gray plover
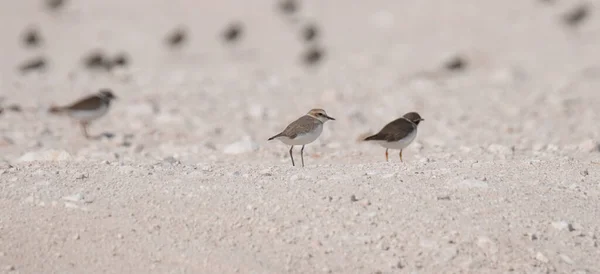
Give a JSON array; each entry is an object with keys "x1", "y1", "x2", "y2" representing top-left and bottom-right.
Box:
[{"x1": 268, "y1": 108, "x2": 335, "y2": 167}]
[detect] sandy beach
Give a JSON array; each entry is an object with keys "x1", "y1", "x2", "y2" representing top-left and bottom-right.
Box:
[{"x1": 1, "y1": 0, "x2": 600, "y2": 273}]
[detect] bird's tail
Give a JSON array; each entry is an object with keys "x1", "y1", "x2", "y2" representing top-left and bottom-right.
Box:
[
  {"x1": 363, "y1": 134, "x2": 379, "y2": 141},
  {"x1": 48, "y1": 105, "x2": 65, "y2": 114},
  {"x1": 267, "y1": 133, "x2": 282, "y2": 141}
]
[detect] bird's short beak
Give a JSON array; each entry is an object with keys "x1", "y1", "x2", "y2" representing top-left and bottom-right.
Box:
[
  {"x1": 420, "y1": 118, "x2": 424, "y2": 121},
  {"x1": 325, "y1": 115, "x2": 335, "y2": 120}
]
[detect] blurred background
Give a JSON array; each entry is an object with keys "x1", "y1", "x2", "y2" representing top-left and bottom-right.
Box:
[{"x1": 0, "y1": 0, "x2": 599, "y2": 162}]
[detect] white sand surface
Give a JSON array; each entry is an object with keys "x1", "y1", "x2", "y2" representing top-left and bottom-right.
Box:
[{"x1": 1, "y1": 0, "x2": 600, "y2": 273}]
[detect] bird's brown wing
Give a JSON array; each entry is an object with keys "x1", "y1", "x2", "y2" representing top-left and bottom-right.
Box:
[
  {"x1": 277, "y1": 115, "x2": 320, "y2": 139},
  {"x1": 364, "y1": 117, "x2": 415, "y2": 142},
  {"x1": 66, "y1": 95, "x2": 103, "y2": 111}
]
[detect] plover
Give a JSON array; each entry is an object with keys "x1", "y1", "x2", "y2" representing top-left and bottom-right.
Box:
[
  {"x1": 363, "y1": 112, "x2": 424, "y2": 162},
  {"x1": 268, "y1": 108, "x2": 335, "y2": 167},
  {"x1": 49, "y1": 89, "x2": 117, "y2": 139}
]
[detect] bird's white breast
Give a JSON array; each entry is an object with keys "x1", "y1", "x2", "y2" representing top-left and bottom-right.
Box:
[
  {"x1": 377, "y1": 128, "x2": 417, "y2": 149},
  {"x1": 67, "y1": 104, "x2": 109, "y2": 122},
  {"x1": 276, "y1": 123, "x2": 323, "y2": 145}
]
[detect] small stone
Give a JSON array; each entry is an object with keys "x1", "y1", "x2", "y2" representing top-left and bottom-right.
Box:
[
  {"x1": 73, "y1": 234, "x2": 80, "y2": 240},
  {"x1": 5, "y1": 265, "x2": 15, "y2": 271},
  {"x1": 350, "y1": 195, "x2": 358, "y2": 202},
  {"x1": 476, "y1": 236, "x2": 498, "y2": 254},
  {"x1": 360, "y1": 199, "x2": 372, "y2": 207},
  {"x1": 117, "y1": 234, "x2": 124, "y2": 239},
  {"x1": 581, "y1": 169, "x2": 589, "y2": 176},
  {"x1": 321, "y1": 267, "x2": 331, "y2": 273},
  {"x1": 163, "y1": 156, "x2": 180, "y2": 165},
  {"x1": 64, "y1": 202, "x2": 79, "y2": 209},
  {"x1": 488, "y1": 144, "x2": 512, "y2": 155},
  {"x1": 535, "y1": 252, "x2": 549, "y2": 263},
  {"x1": 531, "y1": 234, "x2": 538, "y2": 241},
  {"x1": 223, "y1": 136, "x2": 259, "y2": 155},
  {"x1": 76, "y1": 174, "x2": 88, "y2": 180},
  {"x1": 437, "y1": 195, "x2": 451, "y2": 201},
  {"x1": 259, "y1": 169, "x2": 272, "y2": 176},
  {"x1": 551, "y1": 221, "x2": 569, "y2": 231},
  {"x1": 560, "y1": 254, "x2": 574, "y2": 264},
  {"x1": 62, "y1": 193, "x2": 84, "y2": 202}
]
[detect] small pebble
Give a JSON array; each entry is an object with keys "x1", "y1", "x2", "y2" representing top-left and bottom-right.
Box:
[
  {"x1": 560, "y1": 254, "x2": 574, "y2": 264},
  {"x1": 350, "y1": 195, "x2": 358, "y2": 202},
  {"x1": 551, "y1": 221, "x2": 569, "y2": 231},
  {"x1": 535, "y1": 252, "x2": 549, "y2": 263}
]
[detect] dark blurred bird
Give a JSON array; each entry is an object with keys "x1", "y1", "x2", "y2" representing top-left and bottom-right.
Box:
[
  {"x1": 165, "y1": 27, "x2": 187, "y2": 48},
  {"x1": 19, "y1": 56, "x2": 47, "y2": 73},
  {"x1": 222, "y1": 22, "x2": 243, "y2": 44},
  {"x1": 444, "y1": 55, "x2": 467, "y2": 72},
  {"x1": 6, "y1": 104, "x2": 22, "y2": 113},
  {"x1": 279, "y1": 0, "x2": 298, "y2": 15},
  {"x1": 45, "y1": 0, "x2": 66, "y2": 11},
  {"x1": 563, "y1": 4, "x2": 590, "y2": 27},
  {"x1": 302, "y1": 24, "x2": 318, "y2": 42},
  {"x1": 302, "y1": 46, "x2": 325, "y2": 66},
  {"x1": 22, "y1": 27, "x2": 42, "y2": 48},
  {"x1": 112, "y1": 52, "x2": 129, "y2": 68},
  {"x1": 83, "y1": 50, "x2": 111, "y2": 70}
]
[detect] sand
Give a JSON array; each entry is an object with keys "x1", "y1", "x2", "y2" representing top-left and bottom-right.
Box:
[{"x1": 1, "y1": 0, "x2": 600, "y2": 273}]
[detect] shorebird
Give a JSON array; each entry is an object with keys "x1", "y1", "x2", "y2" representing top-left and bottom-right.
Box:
[
  {"x1": 49, "y1": 89, "x2": 117, "y2": 139},
  {"x1": 363, "y1": 112, "x2": 424, "y2": 162},
  {"x1": 268, "y1": 108, "x2": 335, "y2": 167}
]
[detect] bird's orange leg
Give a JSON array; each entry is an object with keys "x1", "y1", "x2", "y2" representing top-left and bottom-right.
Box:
[
  {"x1": 399, "y1": 150, "x2": 403, "y2": 162},
  {"x1": 385, "y1": 148, "x2": 389, "y2": 162}
]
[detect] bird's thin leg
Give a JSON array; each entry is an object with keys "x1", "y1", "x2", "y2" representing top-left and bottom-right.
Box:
[
  {"x1": 385, "y1": 148, "x2": 389, "y2": 162},
  {"x1": 289, "y1": 146, "x2": 295, "y2": 166},
  {"x1": 300, "y1": 145, "x2": 305, "y2": 167},
  {"x1": 80, "y1": 122, "x2": 90, "y2": 139},
  {"x1": 399, "y1": 150, "x2": 403, "y2": 162}
]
